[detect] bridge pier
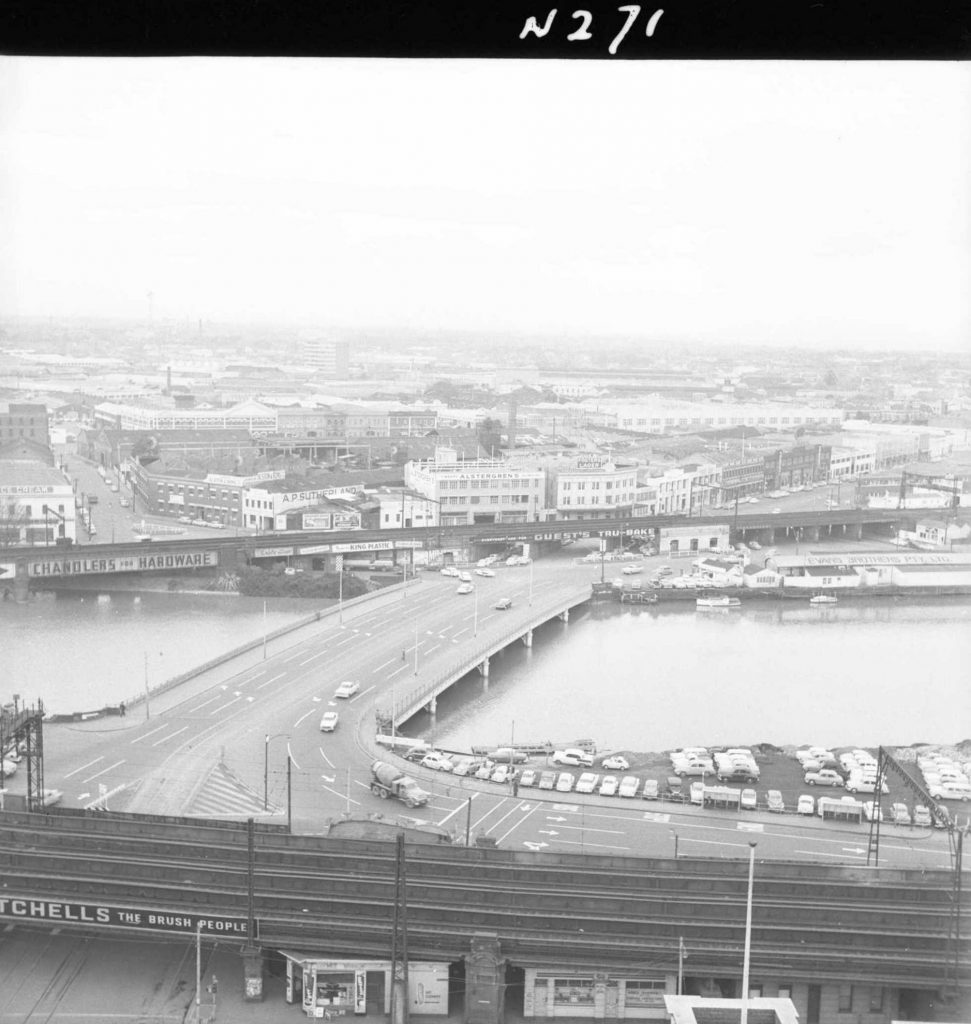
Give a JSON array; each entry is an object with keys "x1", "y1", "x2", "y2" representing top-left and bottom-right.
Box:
[
  {"x1": 477, "y1": 657, "x2": 490, "y2": 678},
  {"x1": 558, "y1": 608, "x2": 569, "y2": 623},
  {"x1": 521, "y1": 629, "x2": 533, "y2": 648},
  {"x1": 426, "y1": 696, "x2": 437, "y2": 715}
]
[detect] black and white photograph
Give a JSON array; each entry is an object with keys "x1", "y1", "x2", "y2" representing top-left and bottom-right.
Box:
[{"x1": 0, "y1": 51, "x2": 969, "y2": 1024}]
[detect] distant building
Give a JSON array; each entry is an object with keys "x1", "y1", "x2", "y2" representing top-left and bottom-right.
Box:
[
  {"x1": 93, "y1": 399, "x2": 278, "y2": 432},
  {"x1": 0, "y1": 402, "x2": 49, "y2": 450},
  {"x1": 0, "y1": 460, "x2": 76, "y2": 546},
  {"x1": 586, "y1": 399, "x2": 842, "y2": 435},
  {"x1": 302, "y1": 338, "x2": 350, "y2": 377},
  {"x1": 539, "y1": 454, "x2": 638, "y2": 521},
  {"x1": 405, "y1": 448, "x2": 545, "y2": 527},
  {"x1": 762, "y1": 444, "x2": 831, "y2": 490}
]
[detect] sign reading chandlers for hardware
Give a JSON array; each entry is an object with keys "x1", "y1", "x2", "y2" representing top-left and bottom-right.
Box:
[{"x1": 0, "y1": 897, "x2": 255, "y2": 937}]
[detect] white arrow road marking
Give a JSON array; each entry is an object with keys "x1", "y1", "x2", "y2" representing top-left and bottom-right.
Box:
[
  {"x1": 524, "y1": 841, "x2": 549, "y2": 851},
  {"x1": 643, "y1": 812, "x2": 671, "y2": 823},
  {"x1": 547, "y1": 815, "x2": 568, "y2": 822},
  {"x1": 186, "y1": 694, "x2": 223, "y2": 712},
  {"x1": 539, "y1": 830, "x2": 559, "y2": 836},
  {"x1": 737, "y1": 822, "x2": 764, "y2": 832},
  {"x1": 321, "y1": 774, "x2": 336, "y2": 783},
  {"x1": 77, "y1": 792, "x2": 91, "y2": 800},
  {"x1": 842, "y1": 846, "x2": 866, "y2": 854},
  {"x1": 552, "y1": 804, "x2": 579, "y2": 813},
  {"x1": 129, "y1": 726, "x2": 171, "y2": 744}
]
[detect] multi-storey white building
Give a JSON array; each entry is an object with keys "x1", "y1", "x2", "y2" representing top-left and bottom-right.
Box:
[
  {"x1": 405, "y1": 449, "x2": 544, "y2": 527},
  {"x1": 375, "y1": 490, "x2": 440, "y2": 530},
  {"x1": 94, "y1": 400, "x2": 278, "y2": 432},
  {"x1": 0, "y1": 461, "x2": 77, "y2": 546},
  {"x1": 585, "y1": 400, "x2": 842, "y2": 435}
]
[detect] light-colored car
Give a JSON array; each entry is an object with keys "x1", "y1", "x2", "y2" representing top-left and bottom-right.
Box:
[
  {"x1": 890, "y1": 803, "x2": 912, "y2": 825},
  {"x1": 805, "y1": 769, "x2": 844, "y2": 787},
  {"x1": 862, "y1": 801, "x2": 884, "y2": 822},
  {"x1": 797, "y1": 794, "x2": 815, "y2": 815},
  {"x1": 618, "y1": 776, "x2": 640, "y2": 798},
  {"x1": 451, "y1": 757, "x2": 475, "y2": 777},
  {"x1": 474, "y1": 569, "x2": 496, "y2": 577},
  {"x1": 518, "y1": 768, "x2": 538, "y2": 788},
  {"x1": 689, "y1": 782, "x2": 705, "y2": 805},
  {"x1": 641, "y1": 779, "x2": 659, "y2": 800},
  {"x1": 39, "y1": 788, "x2": 64, "y2": 807},
  {"x1": 673, "y1": 761, "x2": 715, "y2": 778},
  {"x1": 119, "y1": 497, "x2": 131, "y2": 508},
  {"x1": 741, "y1": 788, "x2": 758, "y2": 810},
  {"x1": 552, "y1": 748, "x2": 594, "y2": 768},
  {"x1": 422, "y1": 752, "x2": 454, "y2": 772},
  {"x1": 621, "y1": 565, "x2": 643, "y2": 575},
  {"x1": 929, "y1": 781, "x2": 971, "y2": 801},
  {"x1": 537, "y1": 771, "x2": 557, "y2": 790},
  {"x1": 575, "y1": 772, "x2": 600, "y2": 794},
  {"x1": 474, "y1": 760, "x2": 496, "y2": 780},
  {"x1": 913, "y1": 804, "x2": 933, "y2": 827},
  {"x1": 440, "y1": 566, "x2": 460, "y2": 577},
  {"x1": 334, "y1": 680, "x2": 360, "y2": 699},
  {"x1": 493, "y1": 598, "x2": 513, "y2": 610},
  {"x1": 599, "y1": 775, "x2": 620, "y2": 797},
  {"x1": 490, "y1": 763, "x2": 516, "y2": 784},
  {"x1": 319, "y1": 711, "x2": 339, "y2": 732},
  {"x1": 456, "y1": 583, "x2": 474, "y2": 595},
  {"x1": 458, "y1": 572, "x2": 473, "y2": 583},
  {"x1": 767, "y1": 790, "x2": 785, "y2": 813},
  {"x1": 555, "y1": 772, "x2": 575, "y2": 793},
  {"x1": 601, "y1": 755, "x2": 630, "y2": 771},
  {"x1": 846, "y1": 776, "x2": 889, "y2": 795}
]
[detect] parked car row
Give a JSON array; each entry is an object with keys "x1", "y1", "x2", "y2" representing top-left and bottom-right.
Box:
[{"x1": 919, "y1": 752, "x2": 971, "y2": 802}]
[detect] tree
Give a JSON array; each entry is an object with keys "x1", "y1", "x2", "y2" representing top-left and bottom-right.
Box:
[
  {"x1": 477, "y1": 417, "x2": 504, "y2": 455},
  {"x1": 0, "y1": 499, "x2": 28, "y2": 548}
]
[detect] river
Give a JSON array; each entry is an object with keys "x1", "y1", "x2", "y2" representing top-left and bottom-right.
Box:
[{"x1": 3, "y1": 588, "x2": 968, "y2": 752}]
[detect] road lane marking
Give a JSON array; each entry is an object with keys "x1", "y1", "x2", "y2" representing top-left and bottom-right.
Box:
[
  {"x1": 283, "y1": 650, "x2": 307, "y2": 662},
  {"x1": 294, "y1": 708, "x2": 316, "y2": 727},
  {"x1": 287, "y1": 744, "x2": 300, "y2": 770},
  {"x1": 452, "y1": 629, "x2": 468, "y2": 640},
  {"x1": 374, "y1": 658, "x2": 397, "y2": 672},
  {"x1": 211, "y1": 696, "x2": 242, "y2": 714},
  {"x1": 187, "y1": 694, "x2": 223, "y2": 712},
  {"x1": 320, "y1": 782, "x2": 360, "y2": 805},
  {"x1": 495, "y1": 801, "x2": 543, "y2": 846},
  {"x1": 795, "y1": 849, "x2": 866, "y2": 859},
  {"x1": 299, "y1": 649, "x2": 329, "y2": 665},
  {"x1": 437, "y1": 792, "x2": 478, "y2": 827},
  {"x1": 81, "y1": 760, "x2": 125, "y2": 784},
  {"x1": 425, "y1": 644, "x2": 440, "y2": 654},
  {"x1": 334, "y1": 634, "x2": 357, "y2": 646},
  {"x1": 676, "y1": 837, "x2": 752, "y2": 850},
  {"x1": 129, "y1": 725, "x2": 171, "y2": 744},
  {"x1": 152, "y1": 726, "x2": 187, "y2": 746},
  {"x1": 64, "y1": 757, "x2": 103, "y2": 779},
  {"x1": 319, "y1": 747, "x2": 336, "y2": 769},
  {"x1": 256, "y1": 672, "x2": 286, "y2": 690},
  {"x1": 547, "y1": 838, "x2": 632, "y2": 852},
  {"x1": 388, "y1": 664, "x2": 409, "y2": 677}
]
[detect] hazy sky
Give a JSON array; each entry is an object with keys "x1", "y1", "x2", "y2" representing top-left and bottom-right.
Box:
[{"x1": 1, "y1": 59, "x2": 969, "y2": 350}]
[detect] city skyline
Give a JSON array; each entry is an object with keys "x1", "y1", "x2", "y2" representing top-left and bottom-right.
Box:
[{"x1": 1, "y1": 58, "x2": 968, "y2": 352}]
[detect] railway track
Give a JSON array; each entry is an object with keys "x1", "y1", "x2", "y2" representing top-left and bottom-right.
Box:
[{"x1": 0, "y1": 811, "x2": 963, "y2": 988}]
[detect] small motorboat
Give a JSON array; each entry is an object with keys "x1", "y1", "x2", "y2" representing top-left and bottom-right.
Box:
[
  {"x1": 696, "y1": 594, "x2": 742, "y2": 609},
  {"x1": 809, "y1": 594, "x2": 838, "y2": 605}
]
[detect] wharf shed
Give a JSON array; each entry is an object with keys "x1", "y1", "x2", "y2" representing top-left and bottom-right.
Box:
[{"x1": 766, "y1": 551, "x2": 971, "y2": 590}]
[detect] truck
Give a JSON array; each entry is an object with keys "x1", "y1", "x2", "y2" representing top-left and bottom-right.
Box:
[{"x1": 370, "y1": 760, "x2": 430, "y2": 809}]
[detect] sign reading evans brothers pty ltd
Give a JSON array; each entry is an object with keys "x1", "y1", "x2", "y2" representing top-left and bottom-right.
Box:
[{"x1": 0, "y1": 897, "x2": 254, "y2": 937}]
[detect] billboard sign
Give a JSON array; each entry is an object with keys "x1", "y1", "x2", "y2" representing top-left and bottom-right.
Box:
[
  {"x1": 28, "y1": 551, "x2": 219, "y2": 578},
  {"x1": 0, "y1": 897, "x2": 255, "y2": 937}
]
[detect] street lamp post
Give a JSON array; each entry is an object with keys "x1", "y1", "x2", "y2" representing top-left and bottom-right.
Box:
[
  {"x1": 528, "y1": 559, "x2": 533, "y2": 607},
  {"x1": 473, "y1": 587, "x2": 478, "y2": 637},
  {"x1": 195, "y1": 920, "x2": 204, "y2": 1016}
]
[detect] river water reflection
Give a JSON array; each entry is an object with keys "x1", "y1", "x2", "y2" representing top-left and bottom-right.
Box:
[
  {"x1": 3, "y1": 590, "x2": 968, "y2": 752},
  {"x1": 416, "y1": 598, "x2": 971, "y2": 753},
  {"x1": 2, "y1": 590, "x2": 315, "y2": 713}
]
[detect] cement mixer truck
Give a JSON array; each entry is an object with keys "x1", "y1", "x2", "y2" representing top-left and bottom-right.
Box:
[{"x1": 370, "y1": 760, "x2": 430, "y2": 808}]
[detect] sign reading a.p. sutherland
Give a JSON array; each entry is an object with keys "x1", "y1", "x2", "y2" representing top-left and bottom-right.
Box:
[{"x1": 0, "y1": 897, "x2": 254, "y2": 937}]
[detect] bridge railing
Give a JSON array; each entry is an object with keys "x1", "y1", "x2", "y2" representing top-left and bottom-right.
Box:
[{"x1": 379, "y1": 586, "x2": 591, "y2": 728}]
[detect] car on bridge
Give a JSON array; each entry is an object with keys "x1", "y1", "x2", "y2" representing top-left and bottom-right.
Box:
[
  {"x1": 319, "y1": 712, "x2": 339, "y2": 732},
  {"x1": 621, "y1": 565, "x2": 643, "y2": 575},
  {"x1": 805, "y1": 769, "x2": 844, "y2": 787},
  {"x1": 474, "y1": 568, "x2": 495, "y2": 577},
  {"x1": 456, "y1": 583, "x2": 474, "y2": 595},
  {"x1": 493, "y1": 598, "x2": 513, "y2": 610},
  {"x1": 440, "y1": 566, "x2": 460, "y2": 577},
  {"x1": 334, "y1": 681, "x2": 360, "y2": 699}
]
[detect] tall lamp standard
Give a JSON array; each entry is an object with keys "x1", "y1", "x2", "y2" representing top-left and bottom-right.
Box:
[
  {"x1": 264, "y1": 732, "x2": 289, "y2": 811},
  {"x1": 741, "y1": 842, "x2": 757, "y2": 1024}
]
